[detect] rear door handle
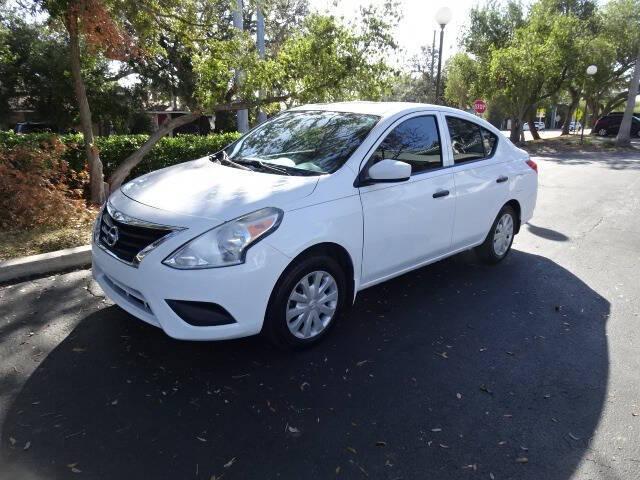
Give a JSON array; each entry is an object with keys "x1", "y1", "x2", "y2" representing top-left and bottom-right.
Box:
[
  {"x1": 496, "y1": 175, "x2": 509, "y2": 183},
  {"x1": 432, "y1": 189, "x2": 450, "y2": 199}
]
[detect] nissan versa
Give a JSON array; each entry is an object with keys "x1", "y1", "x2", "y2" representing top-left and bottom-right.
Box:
[{"x1": 92, "y1": 102, "x2": 538, "y2": 348}]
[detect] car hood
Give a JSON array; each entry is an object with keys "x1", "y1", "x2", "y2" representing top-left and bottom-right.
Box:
[{"x1": 120, "y1": 157, "x2": 320, "y2": 222}]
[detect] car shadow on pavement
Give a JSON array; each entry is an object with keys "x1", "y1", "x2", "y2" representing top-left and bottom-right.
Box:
[
  {"x1": 1, "y1": 250, "x2": 610, "y2": 480},
  {"x1": 525, "y1": 223, "x2": 570, "y2": 242}
]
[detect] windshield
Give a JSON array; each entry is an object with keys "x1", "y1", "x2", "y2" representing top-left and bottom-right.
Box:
[{"x1": 222, "y1": 110, "x2": 380, "y2": 175}]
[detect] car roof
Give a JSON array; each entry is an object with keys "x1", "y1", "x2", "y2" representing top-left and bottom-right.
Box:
[{"x1": 288, "y1": 101, "x2": 474, "y2": 119}]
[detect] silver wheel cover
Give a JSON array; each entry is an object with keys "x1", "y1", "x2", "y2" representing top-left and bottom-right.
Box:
[
  {"x1": 493, "y1": 213, "x2": 514, "y2": 257},
  {"x1": 286, "y1": 271, "x2": 338, "y2": 339}
]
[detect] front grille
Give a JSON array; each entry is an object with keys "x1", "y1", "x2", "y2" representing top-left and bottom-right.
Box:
[{"x1": 99, "y1": 209, "x2": 173, "y2": 264}]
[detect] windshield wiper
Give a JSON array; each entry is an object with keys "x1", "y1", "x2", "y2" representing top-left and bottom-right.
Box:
[
  {"x1": 240, "y1": 158, "x2": 326, "y2": 177},
  {"x1": 237, "y1": 158, "x2": 292, "y2": 176},
  {"x1": 210, "y1": 150, "x2": 254, "y2": 171}
]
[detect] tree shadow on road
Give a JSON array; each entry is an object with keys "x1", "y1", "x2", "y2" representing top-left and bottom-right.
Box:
[
  {"x1": 534, "y1": 150, "x2": 640, "y2": 170},
  {"x1": 1, "y1": 250, "x2": 610, "y2": 479}
]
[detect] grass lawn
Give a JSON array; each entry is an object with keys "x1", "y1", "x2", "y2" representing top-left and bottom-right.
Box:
[
  {"x1": 521, "y1": 134, "x2": 640, "y2": 155},
  {"x1": 0, "y1": 215, "x2": 95, "y2": 261}
]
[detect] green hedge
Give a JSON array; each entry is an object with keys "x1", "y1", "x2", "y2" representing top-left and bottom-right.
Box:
[{"x1": 0, "y1": 131, "x2": 241, "y2": 178}]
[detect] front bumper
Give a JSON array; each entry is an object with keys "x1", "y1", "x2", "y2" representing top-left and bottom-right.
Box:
[{"x1": 92, "y1": 237, "x2": 291, "y2": 341}]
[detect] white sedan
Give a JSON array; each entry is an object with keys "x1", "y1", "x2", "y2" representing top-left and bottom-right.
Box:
[{"x1": 92, "y1": 102, "x2": 538, "y2": 348}]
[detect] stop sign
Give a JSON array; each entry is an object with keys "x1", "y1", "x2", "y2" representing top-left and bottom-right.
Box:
[{"x1": 473, "y1": 99, "x2": 487, "y2": 114}]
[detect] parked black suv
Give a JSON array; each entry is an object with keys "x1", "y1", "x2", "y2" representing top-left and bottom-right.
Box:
[
  {"x1": 593, "y1": 112, "x2": 640, "y2": 137},
  {"x1": 14, "y1": 122, "x2": 56, "y2": 134}
]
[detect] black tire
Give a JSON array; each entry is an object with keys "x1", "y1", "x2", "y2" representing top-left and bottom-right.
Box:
[
  {"x1": 475, "y1": 205, "x2": 517, "y2": 264},
  {"x1": 263, "y1": 254, "x2": 347, "y2": 349}
]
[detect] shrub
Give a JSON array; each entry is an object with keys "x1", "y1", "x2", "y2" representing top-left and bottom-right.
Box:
[
  {"x1": 0, "y1": 131, "x2": 241, "y2": 229},
  {"x1": 0, "y1": 131, "x2": 241, "y2": 178},
  {"x1": 0, "y1": 137, "x2": 93, "y2": 230}
]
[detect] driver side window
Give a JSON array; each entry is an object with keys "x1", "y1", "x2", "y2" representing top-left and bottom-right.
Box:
[{"x1": 371, "y1": 115, "x2": 442, "y2": 174}]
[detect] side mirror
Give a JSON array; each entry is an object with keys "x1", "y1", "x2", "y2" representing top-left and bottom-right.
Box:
[{"x1": 367, "y1": 159, "x2": 411, "y2": 183}]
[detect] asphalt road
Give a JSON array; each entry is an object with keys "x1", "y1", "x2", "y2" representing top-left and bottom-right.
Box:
[{"x1": 1, "y1": 150, "x2": 640, "y2": 480}]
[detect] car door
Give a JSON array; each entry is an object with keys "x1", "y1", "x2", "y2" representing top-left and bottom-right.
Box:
[
  {"x1": 358, "y1": 113, "x2": 456, "y2": 286},
  {"x1": 445, "y1": 115, "x2": 510, "y2": 250}
]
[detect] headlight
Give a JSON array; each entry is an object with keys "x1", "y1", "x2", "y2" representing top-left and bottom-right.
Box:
[{"x1": 162, "y1": 207, "x2": 283, "y2": 269}]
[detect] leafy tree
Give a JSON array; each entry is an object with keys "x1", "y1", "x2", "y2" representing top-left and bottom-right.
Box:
[
  {"x1": 386, "y1": 45, "x2": 439, "y2": 104},
  {"x1": 601, "y1": 0, "x2": 640, "y2": 145},
  {"x1": 16, "y1": 0, "x2": 399, "y2": 195},
  {"x1": 444, "y1": 53, "x2": 479, "y2": 109},
  {"x1": 0, "y1": 12, "x2": 143, "y2": 131}
]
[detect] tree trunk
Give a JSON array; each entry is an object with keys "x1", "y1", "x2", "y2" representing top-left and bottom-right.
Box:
[
  {"x1": 616, "y1": 47, "x2": 640, "y2": 147},
  {"x1": 527, "y1": 108, "x2": 540, "y2": 140},
  {"x1": 65, "y1": 7, "x2": 105, "y2": 204},
  {"x1": 588, "y1": 99, "x2": 598, "y2": 128},
  {"x1": 561, "y1": 89, "x2": 581, "y2": 136},
  {"x1": 509, "y1": 117, "x2": 520, "y2": 143},
  {"x1": 108, "y1": 113, "x2": 200, "y2": 192}
]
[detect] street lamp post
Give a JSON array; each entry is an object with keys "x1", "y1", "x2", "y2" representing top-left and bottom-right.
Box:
[
  {"x1": 580, "y1": 64, "x2": 598, "y2": 144},
  {"x1": 434, "y1": 7, "x2": 452, "y2": 104}
]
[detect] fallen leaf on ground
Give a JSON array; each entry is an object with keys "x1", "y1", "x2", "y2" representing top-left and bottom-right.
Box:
[
  {"x1": 436, "y1": 352, "x2": 448, "y2": 359},
  {"x1": 431, "y1": 428, "x2": 442, "y2": 432},
  {"x1": 9, "y1": 437, "x2": 16, "y2": 446},
  {"x1": 23, "y1": 441, "x2": 31, "y2": 451},
  {"x1": 456, "y1": 393, "x2": 462, "y2": 399},
  {"x1": 480, "y1": 384, "x2": 493, "y2": 395},
  {"x1": 197, "y1": 437, "x2": 207, "y2": 442},
  {"x1": 439, "y1": 444, "x2": 449, "y2": 449},
  {"x1": 223, "y1": 457, "x2": 236, "y2": 468},
  {"x1": 356, "y1": 360, "x2": 370, "y2": 367},
  {"x1": 568, "y1": 432, "x2": 580, "y2": 441},
  {"x1": 346, "y1": 447, "x2": 357, "y2": 454},
  {"x1": 515, "y1": 457, "x2": 528, "y2": 463},
  {"x1": 375, "y1": 441, "x2": 386, "y2": 447}
]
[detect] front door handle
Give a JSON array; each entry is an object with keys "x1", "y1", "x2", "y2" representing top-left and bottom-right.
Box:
[
  {"x1": 432, "y1": 189, "x2": 450, "y2": 199},
  {"x1": 496, "y1": 175, "x2": 509, "y2": 183}
]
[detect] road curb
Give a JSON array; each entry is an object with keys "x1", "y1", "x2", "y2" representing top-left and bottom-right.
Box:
[{"x1": 0, "y1": 245, "x2": 91, "y2": 284}]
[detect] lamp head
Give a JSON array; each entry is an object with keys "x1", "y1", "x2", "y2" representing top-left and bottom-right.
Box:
[{"x1": 435, "y1": 7, "x2": 453, "y2": 27}]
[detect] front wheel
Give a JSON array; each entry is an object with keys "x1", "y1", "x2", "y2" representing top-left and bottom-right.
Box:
[
  {"x1": 475, "y1": 205, "x2": 516, "y2": 264},
  {"x1": 264, "y1": 255, "x2": 347, "y2": 349}
]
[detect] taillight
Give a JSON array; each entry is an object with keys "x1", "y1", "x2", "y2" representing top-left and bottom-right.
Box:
[{"x1": 526, "y1": 159, "x2": 538, "y2": 173}]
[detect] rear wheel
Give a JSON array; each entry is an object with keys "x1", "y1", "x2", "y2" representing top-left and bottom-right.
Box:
[
  {"x1": 475, "y1": 205, "x2": 516, "y2": 264},
  {"x1": 264, "y1": 255, "x2": 347, "y2": 349}
]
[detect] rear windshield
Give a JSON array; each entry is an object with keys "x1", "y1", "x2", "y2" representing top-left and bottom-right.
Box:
[{"x1": 224, "y1": 110, "x2": 380, "y2": 175}]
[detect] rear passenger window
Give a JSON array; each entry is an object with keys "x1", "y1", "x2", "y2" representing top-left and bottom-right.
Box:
[
  {"x1": 481, "y1": 128, "x2": 498, "y2": 156},
  {"x1": 372, "y1": 116, "x2": 442, "y2": 174},
  {"x1": 445, "y1": 116, "x2": 486, "y2": 163}
]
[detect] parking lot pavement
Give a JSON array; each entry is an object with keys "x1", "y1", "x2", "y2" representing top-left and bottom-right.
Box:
[{"x1": 1, "y1": 151, "x2": 639, "y2": 480}]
